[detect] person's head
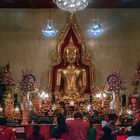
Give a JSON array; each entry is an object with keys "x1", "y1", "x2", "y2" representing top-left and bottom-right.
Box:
[
  {"x1": 89, "y1": 120, "x2": 94, "y2": 127},
  {"x1": 109, "y1": 114, "x2": 118, "y2": 125},
  {"x1": 63, "y1": 38, "x2": 80, "y2": 64},
  {"x1": 0, "y1": 117, "x2": 7, "y2": 125},
  {"x1": 74, "y1": 112, "x2": 83, "y2": 119},
  {"x1": 133, "y1": 120, "x2": 140, "y2": 136},
  {"x1": 102, "y1": 127, "x2": 112, "y2": 136},
  {"x1": 104, "y1": 114, "x2": 109, "y2": 122},
  {"x1": 57, "y1": 113, "x2": 66, "y2": 126}
]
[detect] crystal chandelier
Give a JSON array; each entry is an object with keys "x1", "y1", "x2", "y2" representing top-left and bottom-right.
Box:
[
  {"x1": 53, "y1": 0, "x2": 91, "y2": 14},
  {"x1": 42, "y1": 9, "x2": 58, "y2": 38},
  {"x1": 87, "y1": 19, "x2": 103, "y2": 37},
  {"x1": 42, "y1": 20, "x2": 58, "y2": 37}
]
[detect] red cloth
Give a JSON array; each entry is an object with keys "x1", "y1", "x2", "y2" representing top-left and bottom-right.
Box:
[
  {"x1": 116, "y1": 135, "x2": 128, "y2": 140},
  {"x1": 61, "y1": 133, "x2": 69, "y2": 140},
  {"x1": 67, "y1": 119, "x2": 90, "y2": 140},
  {"x1": 94, "y1": 125, "x2": 103, "y2": 140},
  {"x1": 25, "y1": 125, "x2": 50, "y2": 140},
  {"x1": 0, "y1": 125, "x2": 16, "y2": 140},
  {"x1": 27, "y1": 134, "x2": 45, "y2": 140}
]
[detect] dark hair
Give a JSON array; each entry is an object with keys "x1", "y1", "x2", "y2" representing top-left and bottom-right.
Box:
[
  {"x1": 109, "y1": 114, "x2": 118, "y2": 121},
  {"x1": 89, "y1": 120, "x2": 94, "y2": 127},
  {"x1": 133, "y1": 121, "x2": 140, "y2": 136},
  {"x1": 57, "y1": 113, "x2": 66, "y2": 134},
  {"x1": 0, "y1": 117, "x2": 7, "y2": 125},
  {"x1": 74, "y1": 112, "x2": 83, "y2": 119},
  {"x1": 102, "y1": 127, "x2": 112, "y2": 136},
  {"x1": 101, "y1": 127, "x2": 114, "y2": 140},
  {"x1": 53, "y1": 113, "x2": 66, "y2": 139},
  {"x1": 57, "y1": 113, "x2": 65, "y2": 125}
]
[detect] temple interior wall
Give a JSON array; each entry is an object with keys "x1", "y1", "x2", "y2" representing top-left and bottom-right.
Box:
[{"x1": 0, "y1": 9, "x2": 140, "y2": 94}]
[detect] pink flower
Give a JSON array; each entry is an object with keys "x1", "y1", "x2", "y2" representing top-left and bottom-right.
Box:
[
  {"x1": 107, "y1": 72, "x2": 126, "y2": 93},
  {"x1": 16, "y1": 73, "x2": 36, "y2": 93}
]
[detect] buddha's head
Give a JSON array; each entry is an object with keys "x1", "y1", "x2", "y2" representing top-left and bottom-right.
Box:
[
  {"x1": 5, "y1": 91, "x2": 14, "y2": 108},
  {"x1": 63, "y1": 38, "x2": 80, "y2": 64}
]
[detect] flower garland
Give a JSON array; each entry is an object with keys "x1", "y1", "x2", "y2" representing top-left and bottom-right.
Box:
[
  {"x1": 107, "y1": 72, "x2": 126, "y2": 93},
  {"x1": 16, "y1": 71, "x2": 36, "y2": 94},
  {"x1": 0, "y1": 63, "x2": 14, "y2": 93}
]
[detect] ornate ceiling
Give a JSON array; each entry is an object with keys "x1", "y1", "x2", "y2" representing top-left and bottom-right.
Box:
[{"x1": 0, "y1": 0, "x2": 140, "y2": 8}]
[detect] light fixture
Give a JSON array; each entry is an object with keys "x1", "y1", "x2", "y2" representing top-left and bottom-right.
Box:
[
  {"x1": 0, "y1": 106, "x2": 3, "y2": 112},
  {"x1": 39, "y1": 91, "x2": 49, "y2": 100},
  {"x1": 15, "y1": 106, "x2": 20, "y2": 112},
  {"x1": 42, "y1": 9, "x2": 58, "y2": 37},
  {"x1": 87, "y1": 104, "x2": 91, "y2": 111},
  {"x1": 70, "y1": 100, "x2": 74, "y2": 106},
  {"x1": 95, "y1": 92, "x2": 107, "y2": 100},
  {"x1": 88, "y1": 19, "x2": 103, "y2": 37},
  {"x1": 42, "y1": 20, "x2": 58, "y2": 37},
  {"x1": 53, "y1": 0, "x2": 91, "y2": 14},
  {"x1": 87, "y1": 9, "x2": 103, "y2": 37}
]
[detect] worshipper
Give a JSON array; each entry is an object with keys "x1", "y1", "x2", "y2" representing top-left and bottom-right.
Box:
[
  {"x1": 0, "y1": 117, "x2": 16, "y2": 140},
  {"x1": 127, "y1": 120, "x2": 140, "y2": 140},
  {"x1": 102, "y1": 114, "x2": 110, "y2": 127},
  {"x1": 27, "y1": 125, "x2": 45, "y2": 140},
  {"x1": 105, "y1": 114, "x2": 119, "y2": 137},
  {"x1": 52, "y1": 112, "x2": 66, "y2": 139},
  {"x1": 67, "y1": 112, "x2": 90, "y2": 140},
  {"x1": 104, "y1": 114, "x2": 110, "y2": 124},
  {"x1": 99, "y1": 126, "x2": 114, "y2": 140},
  {"x1": 87, "y1": 120, "x2": 97, "y2": 140}
]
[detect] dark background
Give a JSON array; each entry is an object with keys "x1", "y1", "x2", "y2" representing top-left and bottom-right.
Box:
[{"x1": 0, "y1": 0, "x2": 140, "y2": 8}]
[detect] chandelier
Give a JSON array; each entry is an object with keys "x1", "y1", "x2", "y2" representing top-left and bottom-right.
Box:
[
  {"x1": 53, "y1": 0, "x2": 91, "y2": 14},
  {"x1": 42, "y1": 9, "x2": 58, "y2": 38},
  {"x1": 42, "y1": 20, "x2": 58, "y2": 37},
  {"x1": 87, "y1": 8, "x2": 103, "y2": 37},
  {"x1": 87, "y1": 19, "x2": 103, "y2": 37}
]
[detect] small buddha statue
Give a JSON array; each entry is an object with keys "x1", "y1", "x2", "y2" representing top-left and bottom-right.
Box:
[
  {"x1": 55, "y1": 38, "x2": 87, "y2": 96},
  {"x1": 4, "y1": 91, "x2": 14, "y2": 118}
]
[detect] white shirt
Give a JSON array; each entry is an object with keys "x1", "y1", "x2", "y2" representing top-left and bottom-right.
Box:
[{"x1": 127, "y1": 136, "x2": 140, "y2": 140}]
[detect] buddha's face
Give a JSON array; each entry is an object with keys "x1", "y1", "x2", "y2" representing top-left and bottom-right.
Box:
[
  {"x1": 5, "y1": 100, "x2": 13, "y2": 108},
  {"x1": 64, "y1": 47, "x2": 79, "y2": 64}
]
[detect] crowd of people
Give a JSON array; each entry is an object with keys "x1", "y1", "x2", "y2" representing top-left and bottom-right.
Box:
[
  {"x1": 0, "y1": 112, "x2": 140, "y2": 140},
  {"x1": 51, "y1": 112, "x2": 140, "y2": 140}
]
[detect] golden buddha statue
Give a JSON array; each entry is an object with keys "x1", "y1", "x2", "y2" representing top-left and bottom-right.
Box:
[
  {"x1": 55, "y1": 38, "x2": 87, "y2": 96},
  {"x1": 4, "y1": 91, "x2": 14, "y2": 119}
]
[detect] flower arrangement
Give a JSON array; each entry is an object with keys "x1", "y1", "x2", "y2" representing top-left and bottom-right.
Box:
[
  {"x1": 132, "y1": 63, "x2": 140, "y2": 86},
  {"x1": 16, "y1": 70, "x2": 36, "y2": 94},
  {"x1": 0, "y1": 63, "x2": 14, "y2": 92},
  {"x1": 107, "y1": 72, "x2": 126, "y2": 93},
  {"x1": 32, "y1": 104, "x2": 56, "y2": 124}
]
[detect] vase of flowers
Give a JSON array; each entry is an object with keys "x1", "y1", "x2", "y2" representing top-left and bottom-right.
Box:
[
  {"x1": 16, "y1": 70, "x2": 37, "y2": 124},
  {"x1": 0, "y1": 63, "x2": 14, "y2": 107},
  {"x1": 107, "y1": 72, "x2": 126, "y2": 115}
]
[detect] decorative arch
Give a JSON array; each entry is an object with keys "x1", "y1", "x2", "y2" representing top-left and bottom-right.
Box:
[{"x1": 47, "y1": 14, "x2": 95, "y2": 94}]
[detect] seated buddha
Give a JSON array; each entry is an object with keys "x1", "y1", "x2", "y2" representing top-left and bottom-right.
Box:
[
  {"x1": 4, "y1": 91, "x2": 15, "y2": 119},
  {"x1": 55, "y1": 38, "x2": 87, "y2": 96}
]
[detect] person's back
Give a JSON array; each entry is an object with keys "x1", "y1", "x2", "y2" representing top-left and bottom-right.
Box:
[
  {"x1": 52, "y1": 113, "x2": 66, "y2": 139},
  {"x1": 127, "y1": 120, "x2": 140, "y2": 140},
  {"x1": 99, "y1": 127, "x2": 114, "y2": 140},
  {"x1": 0, "y1": 118, "x2": 16, "y2": 140},
  {"x1": 27, "y1": 125, "x2": 45, "y2": 140},
  {"x1": 67, "y1": 112, "x2": 90, "y2": 140}
]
